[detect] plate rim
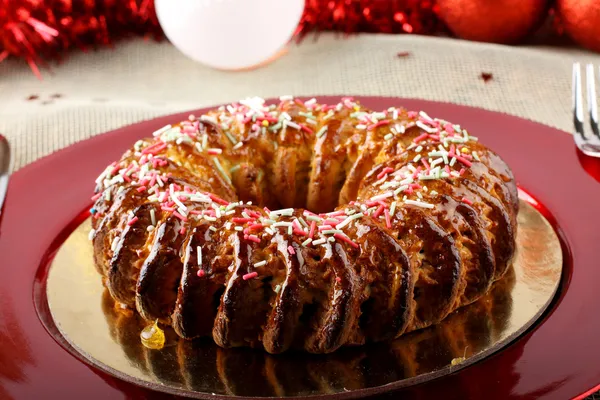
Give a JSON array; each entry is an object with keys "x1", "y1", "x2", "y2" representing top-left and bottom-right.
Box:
[{"x1": 0, "y1": 95, "x2": 597, "y2": 400}]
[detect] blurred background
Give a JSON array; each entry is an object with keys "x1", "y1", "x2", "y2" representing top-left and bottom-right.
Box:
[{"x1": 1, "y1": 0, "x2": 599, "y2": 173}]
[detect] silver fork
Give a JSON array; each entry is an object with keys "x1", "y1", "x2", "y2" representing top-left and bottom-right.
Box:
[{"x1": 573, "y1": 63, "x2": 600, "y2": 157}]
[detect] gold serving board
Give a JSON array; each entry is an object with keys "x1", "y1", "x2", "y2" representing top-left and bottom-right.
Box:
[{"x1": 45, "y1": 199, "x2": 563, "y2": 398}]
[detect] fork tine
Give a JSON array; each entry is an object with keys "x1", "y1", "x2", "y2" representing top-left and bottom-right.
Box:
[
  {"x1": 586, "y1": 63, "x2": 600, "y2": 138},
  {"x1": 573, "y1": 63, "x2": 585, "y2": 137}
]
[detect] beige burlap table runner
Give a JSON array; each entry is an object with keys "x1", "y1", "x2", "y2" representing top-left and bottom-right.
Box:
[{"x1": 2, "y1": 33, "x2": 599, "y2": 172}]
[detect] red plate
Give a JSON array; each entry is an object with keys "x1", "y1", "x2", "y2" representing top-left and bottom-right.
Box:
[{"x1": 1, "y1": 96, "x2": 599, "y2": 400}]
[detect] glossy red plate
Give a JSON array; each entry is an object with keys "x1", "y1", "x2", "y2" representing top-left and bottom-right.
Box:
[{"x1": 1, "y1": 96, "x2": 599, "y2": 400}]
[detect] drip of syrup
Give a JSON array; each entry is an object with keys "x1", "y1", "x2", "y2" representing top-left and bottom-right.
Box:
[{"x1": 140, "y1": 320, "x2": 165, "y2": 350}]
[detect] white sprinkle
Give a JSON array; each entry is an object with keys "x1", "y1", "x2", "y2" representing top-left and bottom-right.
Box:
[
  {"x1": 394, "y1": 185, "x2": 409, "y2": 195},
  {"x1": 204, "y1": 216, "x2": 217, "y2": 222},
  {"x1": 279, "y1": 95, "x2": 294, "y2": 101},
  {"x1": 416, "y1": 121, "x2": 438, "y2": 133},
  {"x1": 356, "y1": 124, "x2": 367, "y2": 130},
  {"x1": 370, "y1": 192, "x2": 394, "y2": 202},
  {"x1": 88, "y1": 229, "x2": 96, "y2": 241},
  {"x1": 413, "y1": 154, "x2": 422, "y2": 162},
  {"x1": 312, "y1": 238, "x2": 326, "y2": 246},
  {"x1": 150, "y1": 209, "x2": 156, "y2": 226},
  {"x1": 449, "y1": 157, "x2": 457, "y2": 167},
  {"x1": 209, "y1": 226, "x2": 217, "y2": 232},
  {"x1": 419, "y1": 111, "x2": 434, "y2": 122},
  {"x1": 200, "y1": 115, "x2": 218, "y2": 125},
  {"x1": 234, "y1": 226, "x2": 244, "y2": 231},
  {"x1": 390, "y1": 201, "x2": 397, "y2": 216},
  {"x1": 404, "y1": 199, "x2": 435, "y2": 209},
  {"x1": 335, "y1": 212, "x2": 364, "y2": 230},
  {"x1": 322, "y1": 229, "x2": 344, "y2": 235},
  {"x1": 284, "y1": 120, "x2": 301, "y2": 130},
  {"x1": 233, "y1": 142, "x2": 244, "y2": 150},
  {"x1": 225, "y1": 222, "x2": 232, "y2": 230},
  {"x1": 270, "y1": 208, "x2": 294, "y2": 216},
  {"x1": 254, "y1": 260, "x2": 267, "y2": 267},
  {"x1": 415, "y1": 145, "x2": 423, "y2": 153},
  {"x1": 307, "y1": 215, "x2": 322, "y2": 222},
  {"x1": 197, "y1": 246, "x2": 202, "y2": 266},
  {"x1": 265, "y1": 227, "x2": 275, "y2": 235},
  {"x1": 146, "y1": 226, "x2": 154, "y2": 232},
  {"x1": 225, "y1": 210, "x2": 235, "y2": 215},
  {"x1": 430, "y1": 190, "x2": 438, "y2": 196},
  {"x1": 152, "y1": 124, "x2": 172, "y2": 137},
  {"x1": 316, "y1": 126, "x2": 328, "y2": 138},
  {"x1": 473, "y1": 151, "x2": 481, "y2": 161},
  {"x1": 384, "y1": 133, "x2": 394, "y2": 141},
  {"x1": 302, "y1": 238, "x2": 312, "y2": 246}
]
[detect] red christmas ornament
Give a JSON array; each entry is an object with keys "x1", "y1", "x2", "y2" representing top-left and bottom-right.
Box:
[
  {"x1": 296, "y1": 0, "x2": 444, "y2": 40},
  {"x1": 436, "y1": 0, "x2": 549, "y2": 44},
  {"x1": 556, "y1": 0, "x2": 600, "y2": 53}
]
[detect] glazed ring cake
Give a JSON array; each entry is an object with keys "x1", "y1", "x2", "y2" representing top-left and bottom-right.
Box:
[{"x1": 90, "y1": 96, "x2": 518, "y2": 354}]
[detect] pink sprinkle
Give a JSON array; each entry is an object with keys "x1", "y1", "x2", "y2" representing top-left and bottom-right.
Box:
[
  {"x1": 136, "y1": 186, "x2": 147, "y2": 193},
  {"x1": 334, "y1": 233, "x2": 359, "y2": 248},
  {"x1": 208, "y1": 193, "x2": 229, "y2": 205},
  {"x1": 189, "y1": 210, "x2": 203, "y2": 215},
  {"x1": 413, "y1": 133, "x2": 429, "y2": 143},
  {"x1": 91, "y1": 193, "x2": 102, "y2": 201},
  {"x1": 384, "y1": 208, "x2": 392, "y2": 228},
  {"x1": 127, "y1": 216, "x2": 139, "y2": 226},
  {"x1": 149, "y1": 175, "x2": 157, "y2": 188},
  {"x1": 444, "y1": 123, "x2": 454, "y2": 134},
  {"x1": 462, "y1": 197, "x2": 473, "y2": 205},
  {"x1": 243, "y1": 272, "x2": 258, "y2": 280},
  {"x1": 318, "y1": 224, "x2": 334, "y2": 231},
  {"x1": 110, "y1": 165, "x2": 121, "y2": 175},
  {"x1": 173, "y1": 211, "x2": 188, "y2": 222},
  {"x1": 373, "y1": 205, "x2": 385, "y2": 218},
  {"x1": 246, "y1": 234, "x2": 261, "y2": 243},
  {"x1": 449, "y1": 144, "x2": 456, "y2": 157},
  {"x1": 203, "y1": 209, "x2": 216, "y2": 216},
  {"x1": 309, "y1": 221, "x2": 317, "y2": 239},
  {"x1": 456, "y1": 156, "x2": 472, "y2": 167},
  {"x1": 377, "y1": 167, "x2": 395, "y2": 180},
  {"x1": 179, "y1": 195, "x2": 187, "y2": 201},
  {"x1": 407, "y1": 111, "x2": 418, "y2": 118},
  {"x1": 197, "y1": 269, "x2": 205, "y2": 277},
  {"x1": 459, "y1": 168, "x2": 466, "y2": 176},
  {"x1": 122, "y1": 174, "x2": 131, "y2": 183},
  {"x1": 462, "y1": 154, "x2": 473, "y2": 160},
  {"x1": 288, "y1": 245, "x2": 295, "y2": 255},
  {"x1": 412, "y1": 166, "x2": 422, "y2": 179},
  {"x1": 247, "y1": 223, "x2": 263, "y2": 231},
  {"x1": 141, "y1": 142, "x2": 167, "y2": 155},
  {"x1": 445, "y1": 165, "x2": 451, "y2": 174},
  {"x1": 179, "y1": 226, "x2": 186, "y2": 235},
  {"x1": 161, "y1": 206, "x2": 175, "y2": 212},
  {"x1": 232, "y1": 217, "x2": 254, "y2": 223},
  {"x1": 335, "y1": 277, "x2": 342, "y2": 283},
  {"x1": 299, "y1": 124, "x2": 314, "y2": 134},
  {"x1": 207, "y1": 148, "x2": 222, "y2": 155},
  {"x1": 324, "y1": 218, "x2": 341, "y2": 226},
  {"x1": 245, "y1": 209, "x2": 262, "y2": 219},
  {"x1": 409, "y1": 183, "x2": 422, "y2": 190},
  {"x1": 263, "y1": 207, "x2": 272, "y2": 214},
  {"x1": 181, "y1": 125, "x2": 196, "y2": 134},
  {"x1": 293, "y1": 228, "x2": 308, "y2": 236},
  {"x1": 368, "y1": 120, "x2": 390, "y2": 130},
  {"x1": 428, "y1": 134, "x2": 440, "y2": 141},
  {"x1": 421, "y1": 159, "x2": 430, "y2": 170}
]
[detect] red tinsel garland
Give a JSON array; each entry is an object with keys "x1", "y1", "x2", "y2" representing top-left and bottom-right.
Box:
[
  {"x1": 0, "y1": 0, "x2": 162, "y2": 78},
  {"x1": 0, "y1": 0, "x2": 450, "y2": 77}
]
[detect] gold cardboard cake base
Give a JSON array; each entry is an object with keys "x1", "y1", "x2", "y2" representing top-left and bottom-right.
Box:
[{"x1": 45, "y1": 199, "x2": 563, "y2": 398}]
